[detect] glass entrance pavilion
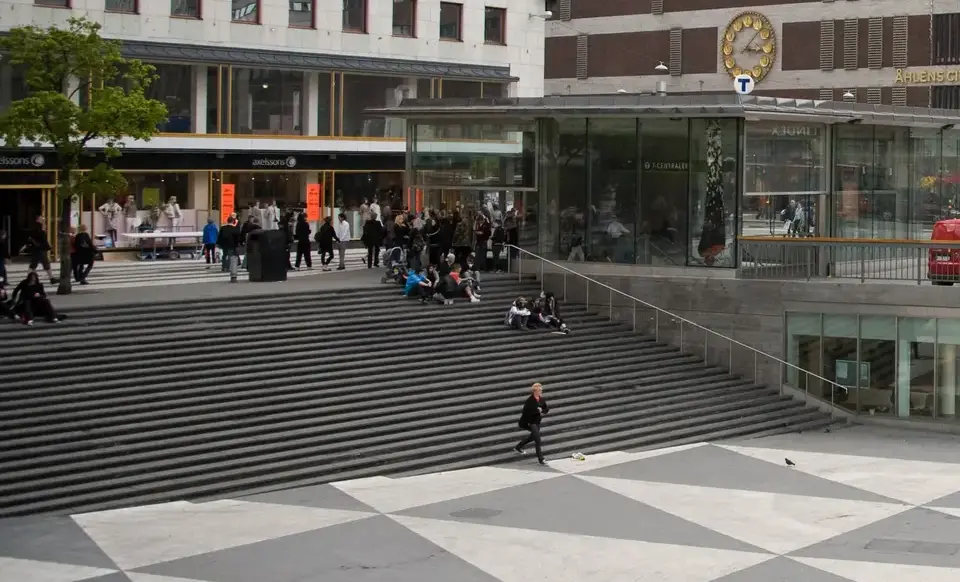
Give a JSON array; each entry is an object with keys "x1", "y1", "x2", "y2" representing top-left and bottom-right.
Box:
[{"x1": 371, "y1": 94, "x2": 960, "y2": 269}]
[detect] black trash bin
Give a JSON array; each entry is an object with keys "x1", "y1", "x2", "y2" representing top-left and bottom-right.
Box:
[{"x1": 247, "y1": 229, "x2": 289, "y2": 282}]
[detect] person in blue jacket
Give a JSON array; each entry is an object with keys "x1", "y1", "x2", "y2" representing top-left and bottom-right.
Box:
[
  {"x1": 202, "y1": 217, "x2": 219, "y2": 265},
  {"x1": 403, "y1": 268, "x2": 426, "y2": 297}
]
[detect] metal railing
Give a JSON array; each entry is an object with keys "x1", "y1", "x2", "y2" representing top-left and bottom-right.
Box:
[
  {"x1": 738, "y1": 236, "x2": 960, "y2": 284},
  {"x1": 504, "y1": 244, "x2": 848, "y2": 417}
]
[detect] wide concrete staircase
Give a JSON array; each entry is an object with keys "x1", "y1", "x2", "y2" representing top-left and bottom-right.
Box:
[{"x1": 0, "y1": 277, "x2": 834, "y2": 517}]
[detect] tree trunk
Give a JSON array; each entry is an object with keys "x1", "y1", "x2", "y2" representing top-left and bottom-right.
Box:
[{"x1": 57, "y1": 183, "x2": 72, "y2": 295}]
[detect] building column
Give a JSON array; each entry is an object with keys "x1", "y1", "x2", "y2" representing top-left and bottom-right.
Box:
[
  {"x1": 192, "y1": 65, "x2": 207, "y2": 134},
  {"x1": 66, "y1": 76, "x2": 81, "y2": 105},
  {"x1": 896, "y1": 340, "x2": 912, "y2": 418},
  {"x1": 941, "y1": 344, "x2": 957, "y2": 417},
  {"x1": 894, "y1": 129, "x2": 910, "y2": 239},
  {"x1": 189, "y1": 172, "x2": 211, "y2": 226},
  {"x1": 305, "y1": 72, "x2": 319, "y2": 136}
]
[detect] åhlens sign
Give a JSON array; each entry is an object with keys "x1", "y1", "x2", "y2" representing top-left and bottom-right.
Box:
[{"x1": 895, "y1": 68, "x2": 960, "y2": 84}]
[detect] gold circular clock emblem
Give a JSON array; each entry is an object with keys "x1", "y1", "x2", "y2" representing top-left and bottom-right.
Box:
[{"x1": 720, "y1": 11, "x2": 777, "y2": 83}]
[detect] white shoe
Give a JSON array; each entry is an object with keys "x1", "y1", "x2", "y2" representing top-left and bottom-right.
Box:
[
  {"x1": 470, "y1": 296, "x2": 480, "y2": 303},
  {"x1": 24, "y1": 319, "x2": 33, "y2": 326},
  {"x1": 52, "y1": 318, "x2": 60, "y2": 323}
]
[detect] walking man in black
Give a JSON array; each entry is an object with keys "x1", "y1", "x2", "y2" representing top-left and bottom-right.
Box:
[
  {"x1": 515, "y1": 382, "x2": 549, "y2": 465},
  {"x1": 294, "y1": 213, "x2": 312, "y2": 270}
]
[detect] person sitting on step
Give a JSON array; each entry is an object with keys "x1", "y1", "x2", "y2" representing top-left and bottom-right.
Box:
[
  {"x1": 533, "y1": 291, "x2": 569, "y2": 334},
  {"x1": 505, "y1": 297, "x2": 531, "y2": 330},
  {"x1": 418, "y1": 264, "x2": 440, "y2": 303},
  {"x1": 11, "y1": 272, "x2": 60, "y2": 326},
  {"x1": 403, "y1": 267, "x2": 427, "y2": 298},
  {"x1": 460, "y1": 253, "x2": 482, "y2": 299}
]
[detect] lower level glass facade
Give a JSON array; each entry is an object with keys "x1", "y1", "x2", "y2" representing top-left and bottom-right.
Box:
[{"x1": 787, "y1": 311, "x2": 960, "y2": 421}]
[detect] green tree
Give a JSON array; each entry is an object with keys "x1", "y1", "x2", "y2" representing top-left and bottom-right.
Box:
[{"x1": 0, "y1": 17, "x2": 167, "y2": 294}]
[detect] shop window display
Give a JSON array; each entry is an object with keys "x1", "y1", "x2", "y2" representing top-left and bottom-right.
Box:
[
  {"x1": 333, "y1": 172, "x2": 404, "y2": 237},
  {"x1": 688, "y1": 118, "x2": 738, "y2": 267}
]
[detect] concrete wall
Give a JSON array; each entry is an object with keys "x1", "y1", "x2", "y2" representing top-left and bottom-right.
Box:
[
  {"x1": 3, "y1": 0, "x2": 545, "y2": 98},
  {"x1": 532, "y1": 260, "x2": 960, "y2": 388}
]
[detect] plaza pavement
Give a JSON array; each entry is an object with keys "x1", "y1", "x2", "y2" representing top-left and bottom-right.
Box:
[{"x1": 3, "y1": 426, "x2": 960, "y2": 582}]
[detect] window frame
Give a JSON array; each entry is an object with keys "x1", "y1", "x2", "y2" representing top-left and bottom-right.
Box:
[
  {"x1": 34, "y1": 0, "x2": 71, "y2": 7},
  {"x1": 231, "y1": 0, "x2": 261, "y2": 25},
  {"x1": 391, "y1": 0, "x2": 417, "y2": 38},
  {"x1": 342, "y1": 0, "x2": 368, "y2": 34},
  {"x1": 439, "y1": 2, "x2": 463, "y2": 42},
  {"x1": 170, "y1": 0, "x2": 202, "y2": 19},
  {"x1": 483, "y1": 6, "x2": 506, "y2": 45},
  {"x1": 934, "y1": 13, "x2": 960, "y2": 65},
  {"x1": 289, "y1": 0, "x2": 316, "y2": 29},
  {"x1": 105, "y1": 0, "x2": 138, "y2": 13}
]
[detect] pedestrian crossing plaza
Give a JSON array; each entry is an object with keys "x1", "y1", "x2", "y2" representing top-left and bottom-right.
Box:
[
  {"x1": 3, "y1": 249, "x2": 370, "y2": 290},
  {"x1": 4, "y1": 427, "x2": 960, "y2": 582}
]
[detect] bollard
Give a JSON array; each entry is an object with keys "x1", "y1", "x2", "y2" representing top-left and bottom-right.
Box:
[{"x1": 229, "y1": 253, "x2": 238, "y2": 283}]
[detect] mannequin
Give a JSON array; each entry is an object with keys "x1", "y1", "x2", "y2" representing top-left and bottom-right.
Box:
[
  {"x1": 98, "y1": 197, "x2": 123, "y2": 244},
  {"x1": 164, "y1": 196, "x2": 182, "y2": 231}
]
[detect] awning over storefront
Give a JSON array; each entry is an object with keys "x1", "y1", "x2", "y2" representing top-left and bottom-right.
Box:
[
  {"x1": 117, "y1": 40, "x2": 516, "y2": 81},
  {"x1": 367, "y1": 94, "x2": 960, "y2": 127}
]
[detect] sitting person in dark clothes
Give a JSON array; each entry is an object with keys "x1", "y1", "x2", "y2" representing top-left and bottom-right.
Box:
[
  {"x1": 12, "y1": 272, "x2": 60, "y2": 325},
  {"x1": 532, "y1": 291, "x2": 569, "y2": 334},
  {"x1": 0, "y1": 275, "x2": 13, "y2": 320},
  {"x1": 505, "y1": 297, "x2": 531, "y2": 329},
  {"x1": 437, "y1": 268, "x2": 461, "y2": 306},
  {"x1": 418, "y1": 264, "x2": 440, "y2": 303}
]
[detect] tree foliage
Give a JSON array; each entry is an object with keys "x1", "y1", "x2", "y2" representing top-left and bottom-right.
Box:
[{"x1": 0, "y1": 17, "x2": 168, "y2": 293}]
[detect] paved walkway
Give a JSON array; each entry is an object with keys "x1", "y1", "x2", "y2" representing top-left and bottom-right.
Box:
[{"x1": 3, "y1": 426, "x2": 960, "y2": 582}]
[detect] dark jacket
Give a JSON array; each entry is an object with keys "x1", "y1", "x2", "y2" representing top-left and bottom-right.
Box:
[
  {"x1": 474, "y1": 220, "x2": 491, "y2": 247},
  {"x1": 361, "y1": 219, "x2": 384, "y2": 247},
  {"x1": 295, "y1": 218, "x2": 311, "y2": 243},
  {"x1": 315, "y1": 222, "x2": 335, "y2": 248},
  {"x1": 217, "y1": 223, "x2": 241, "y2": 251},
  {"x1": 438, "y1": 219, "x2": 455, "y2": 250},
  {"x1": 27, "y1": 227, "x2": 51, "y2": 252},
  {"x1": 518, "y1": 394, "x2": 549, "y2": 429},
  {"x1": 14, "y1": 278, "x2": 45, "y2": 305},
  {"x1": 492, "y1": 225, "x2": 506, "y2": 246},
  {"x1": 74, "y1": 232, "x2": 95, "y2": 263}
]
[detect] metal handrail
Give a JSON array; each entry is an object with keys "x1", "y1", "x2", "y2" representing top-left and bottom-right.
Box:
[{"x1": 505, "y1": 244, "x2": 848, "y2": 416}]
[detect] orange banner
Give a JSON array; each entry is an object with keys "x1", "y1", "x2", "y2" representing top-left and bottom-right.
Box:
[
  {"x1": 306, "y1": 183, "x2": 321, "y2": 221},
  {"x1": 220, "y1": 183, "x2": 235, "y2": 224},
  {"x1": 415, "y1": 188, "x2": 423, "y2": 213}
]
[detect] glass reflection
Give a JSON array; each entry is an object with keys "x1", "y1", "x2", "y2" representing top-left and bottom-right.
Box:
[
  {"x1": 412, "y1": 122, "x2": 536, "y2": 189},
  {"x1": 341, "y1": 74, "x2": 410, "y2": 138},
  {"x1": 0, "y1": 62, "x2": 29, "y2": 112},
  {"x1": 689, "y1": 118, "x2": 737, "y2": 267},
  {"x1": 146, "y1": 64, "x2": 193, "y2": 133},
  {"x1": 639, "y1": 119, "x2": 689, "y2": 266},
  {"x1": 589, "y1": 118, "x2": 638, "y2": 264}
]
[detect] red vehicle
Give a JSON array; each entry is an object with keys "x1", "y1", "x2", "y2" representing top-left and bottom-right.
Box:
[{"x1": 928, "y1": 219, "x2": 960, "y2": 285}]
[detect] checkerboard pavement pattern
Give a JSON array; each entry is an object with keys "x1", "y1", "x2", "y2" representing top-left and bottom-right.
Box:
[{"x1": 5, "y1": 428, "x2": 960, "y2": 582}]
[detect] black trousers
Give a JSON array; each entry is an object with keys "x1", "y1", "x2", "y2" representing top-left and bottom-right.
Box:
[
  {"x1": 366, "y1": 245, "x2": 380, "y2": 268},
  {"x1": 295, "y1": 241, "x2": 312, "y2": 268},
  {"x1": 72, "y1": 259, "x2": 93, "y2": 282},
  {"x1": 517, "y1": 423, "x2": 543, "y2": 460},
  {"x1": 319, "y1": 245, "x2": 334, "y2": 266},
  {"x1": 20, "y1": 297, "x2": 57, "y2": 322}
]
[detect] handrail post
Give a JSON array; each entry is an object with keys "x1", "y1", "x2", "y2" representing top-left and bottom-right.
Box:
[
  {"x1": 608, "y1": 289, "x2": 613, "y2": 321},
  {"x1": 704, "y1": 332, "x2": 709, "y2": 367},
  {"x1": 753, "y1": 351, "x2": 758, "y2": 383},
  {"x1": 655, "y1": 310, "x2": 659, "y2": 341},
  {"x1": 507, "y1": 245, "x2": 511, "y2": 276},
  {"x1": 679, "y1": 320, "x2": 684, "y2": 353},
  {"x1": 728, "y1": 339, "x2": 733, "y2": 373},
  {"x1": 539, "y1": 259, "x2": 544, "y2": 292},
  {"x1": 563, "y1": 272, "x2": 567, "y2": 302},
  {"x1": 585, "y1": 282, "x2": 590, "y2": 309},
  {"x1": 632, "y1": 301, "x2": 636, "y2": 332},
  {"x1": 518, "y1": 250, "x2": 523, "y2": 282}
]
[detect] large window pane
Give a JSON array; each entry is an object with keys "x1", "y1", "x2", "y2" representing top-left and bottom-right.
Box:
[
  {"x1": 392, "y1": 0, "x2": 415, "y2": 36},
  {"x1": 439, "y1": 2, "x2": 463, "y2": 40},
  {"x1": 823, "y1": 314, "x2": 863, "y2": 411},
  {"x1": 910, "y1": 129, "x2": 943, "y2": 239},
  {"x1": 834, "y1": 125, "x2": 910, "y2": 239},
  {"x1": 689, "y1": 118, "x2": 737, "y2": 267},
  {"x1": 205, "y1": 66, "x2": 223, "y2": 134},
  {"x1": 936, "y1": 318, "x2": 960, "y2": 420},
  {"x1": 482, "y1": 82, "x2": 508, "y2": 98},
  {"x1": 289, "y1": 0, "x2": 314, "y2": 27},
  {"x1": 589, "y1": 118, "x2": 638, "y2": 264},
  {"x1": 341, "y1": 74, "x2": 411, "y2": 138},
  {"x1": 146, "y1": 63, "x2": 192, "y2": 133},
  {"x1": 555, "y1": 119, "x2": 588, "y2": 261},
  {"x1": 317, "y1": 73, "x2": 332, "y2": 136},
  {"x1": 639, "y1": 119, "x2": 689, "y2": 266},
  {"x1": 171, "y1": 0, "x2": 200, "y2": 18},
  {"x1": 859, "y1": 315, "x2": 897, "y2": 416},
  {"x1": 944, "y1": 131, "x2": 960, "y2": 227},
  {"x1": 34, "y1": 0, "x2": 69, "y2": 6},
  {"x1": 117, "y1": 172, "x2": 191, "y2": 231},
  {"x1": 232, "y1": 0, "x2": 259, "y2": 23},
  {"x1": 898, "y1": 317, "x2": 936, "y2": 418},
  {"x1": 412, "y1": 122, "x2": 536, "y2": 189},
  {"x1": 230, "y1": 68, "x2": 304, "y2": 135},
  {"x1": 744, "y1": 121, "x2": 825, "y2": 237},
  {"x1": 441, "y1": 80, "x2": 482, "y2": 99},
  {"x1": 0, "y1": 63, "x2": 30, "y2": 113},
  {"x1": 786, "y1": 312, "x2": 822, "y2": 396},
  {"x1": 333, "y1": 172, "x2": 403, "y2": 237},
  {"x1": 225, "y1": 172, "x2": 302, "y2": 211},
  {"x1": 343, "y1": 0, "x2": 366, "y2": 32}
]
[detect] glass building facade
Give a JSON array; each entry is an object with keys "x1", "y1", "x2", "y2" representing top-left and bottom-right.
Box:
[
  {"x1": 787, "y1": 311, "x2": 960, "y2": 422},
  {"x1": 392, "y1": 95, "x2": 960, "y2": 269}
]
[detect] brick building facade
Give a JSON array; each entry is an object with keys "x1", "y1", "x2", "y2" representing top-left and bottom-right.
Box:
[{"x1": 545, "y1": 0, "x2": 960, "y2": 107}]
